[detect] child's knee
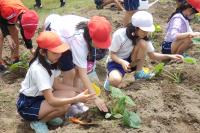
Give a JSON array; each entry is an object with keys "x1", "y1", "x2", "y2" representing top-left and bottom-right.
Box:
[
  {"x1": 136, "y1": 39, "x2": 148, "y2": 50},
  {"x1": 109, "y1": 71, "x2": 123, "y2": 86}
]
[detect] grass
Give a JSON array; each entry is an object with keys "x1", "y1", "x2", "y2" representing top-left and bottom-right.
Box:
[{"x1": 23, "y1": 0, "x2": 95, "y2": 27}]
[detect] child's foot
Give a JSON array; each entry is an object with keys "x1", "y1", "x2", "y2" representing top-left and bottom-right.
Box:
[
  {"x1": 30, "y1": 121, "x2": 49, "y2": 133},
  {"x1": 134, "y1": 70, "x2": 155, "y2": 80}
]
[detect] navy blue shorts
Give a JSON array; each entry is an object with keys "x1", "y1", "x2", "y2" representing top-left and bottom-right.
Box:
[
  {"x1": 58, "y1": 50, "x2": 75, "y2": 71},
  {"x1": 124, "y1": 0, "x2": 139, "y2": 11},
  {"x1": 107, "y1": 57, "x2": 136, "y2": 77},
  {"x1": 16, "y1": 93, "x2": 45, "y2": 121},
  {"x1": 161, "y1": 41, "x2": 172, "y2": 54}
]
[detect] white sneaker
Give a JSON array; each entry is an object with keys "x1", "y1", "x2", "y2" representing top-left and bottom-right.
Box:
[{"x1": 30, "y1": 121, "x2": 49, "y2": 133}]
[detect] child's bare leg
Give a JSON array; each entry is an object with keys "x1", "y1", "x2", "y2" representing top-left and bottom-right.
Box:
[
  {"x1": 108, "y1": 69, "x2": 123, "y2": 87},
  {"x1": 62, "y1": 69, "x2": 75, "y2": 86},
  {"x1": 171, "y1": 38, "x2": 193, "y2": 54},
  {"x1": 0, "y1": 30, "x2": 4, "y2": 64},
  {"x1": 131, "y1": 39, "x2": 148, "y2": 71},
  {"x1": 8, "y1": 25, "x2": 19, "y2": 61},
  {"x1": 39, "y1": 90, "x2": 76, "y2": 122}
]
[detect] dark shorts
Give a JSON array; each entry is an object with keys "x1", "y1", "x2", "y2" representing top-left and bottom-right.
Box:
[
  {"x1": 107, "y1": 56, "x2": 136, "y2": 77},
  {"x1": 161, "y1": 41, "x2": 172, "y2": 54},
  {"x1": 16, "y1": 93, "x2": 45, "y2": 121},
  {"x1": 58, "y1": 50, "x2": 75, "y2": 71},
  {"x1": 124, "y1": 0, "x2": 139, "y2": 11}
]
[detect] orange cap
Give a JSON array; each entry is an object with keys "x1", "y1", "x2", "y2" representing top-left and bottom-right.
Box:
[
  {"x1": 88, "y1": 16, "x2": 112, "y2": 49},
  {"x1": 37, "y1": 31, "x2": 69, "y2": 53}
]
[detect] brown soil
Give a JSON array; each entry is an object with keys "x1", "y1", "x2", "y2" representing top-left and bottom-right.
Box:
[{"x1": 0, "y1": 1, "x2": 200, "y2": 133}]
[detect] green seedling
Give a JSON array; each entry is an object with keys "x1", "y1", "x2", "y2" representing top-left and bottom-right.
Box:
[
  {"x1": 193, "y1": 13, "x2": 200, "y2": 23},
  {"x1": 154, "y1": 24, "x2": 162, "y2": 33},
  {"x1": 162, "y1": 69, "x2": 182, "y2": 83},
  {"x1": 123, "y1": 109, "x2": 141, "y2": 129},
  {"x1": 9, "y1": 52, "x2": 29, "y2": 72},
  {"x1": 183, "y1": 57, "x2": 197, "y2": 64},
  {"x1": 192, "y1": 38, "x2": 200, "y2": 45},
  {"x1": 110, "y1": 86, "x2": 135, "y2": 106},
  {"x1": 153, "y1": 63, "x2": 164, "y2": 76}
]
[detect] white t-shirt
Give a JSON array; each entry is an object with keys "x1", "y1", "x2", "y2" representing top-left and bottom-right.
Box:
[
  {"x1": 19, "y1": 59, "x2": 61, "y2": 97},
  {"x1": 44, "y1": 14, "x2": 89, "y2": 68},
  {"x1": 108, "y1": 28, "x2": 155, "y2": 62}
]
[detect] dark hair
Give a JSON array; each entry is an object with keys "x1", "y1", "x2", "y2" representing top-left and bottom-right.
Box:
[
  {"x1": 29, "y1": 47, "x2": 58, "y2": 76},
  {"x1": 126, "y1": 23, "x2": 149, "y2": 46},
  {"x1": 168, "y1": 1, "x2": 198, "y2": 22},
  {"x1": 76, "y1": 21, "x2": 107, "y2": 61}
]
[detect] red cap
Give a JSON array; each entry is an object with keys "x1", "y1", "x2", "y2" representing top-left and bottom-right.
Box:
[
  {"x1": 20, "y1": 10, "x2": 39, "y2": 40},
  {"x1": 0, "y1": 7, "x2": 21, "y2": 24},
  {"x1": 88, "y1": 16, "x2": 112, "y2": 49},
  {"x1": 37, "y1": 31, "x2": 69, "y2": 53},
  {"x1": 187, "y1": 0, "x2": 200, "y2": 12}
]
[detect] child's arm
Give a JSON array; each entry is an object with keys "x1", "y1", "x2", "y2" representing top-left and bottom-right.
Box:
[
  {"x1": 110, "y1": 51, "x2": 131, "y2": 72},
  {"x1": 77, "y1": 66, "x2": 108, "y2": 112},
  {"x1": 43, "y1": 89, "x2": 95, "y2": 107},
  {"x1": 148, "y1": 52, "x2": 183, "y2": 61}
]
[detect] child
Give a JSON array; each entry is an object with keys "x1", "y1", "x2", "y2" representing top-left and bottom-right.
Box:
[
  {"x1": 94, "y1": 0, "x2": 124, "y2": 11},
  {"x1": 104, "y1": 11, "x2": 183, "y2": 90},
  {"x1": 123, "y1": 0, "x2": 139, "y2": 26},
  {"x1": 0, "y1": 0, "x2": 39, "y2": 72},
  {"x1": 16, "y1": 31, "x2": 95, "y2": 133},
  {"x1": 161, "y1": 1, "x2": 200, "y2": 55},
  {"x1": 43, "y1": 14, "x2": 111, "y2": 112}
]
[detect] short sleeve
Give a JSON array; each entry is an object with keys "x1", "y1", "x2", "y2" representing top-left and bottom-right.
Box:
[
  {"x1": 32, "y1": 67, "x2": 52, "y2": 92},
  {"x1": 168, "y1": 18, "x2": 183, "y2": 41},
  {"x1": 147, "y1": 41, "x2": 155, "y2": 53},
  {"x1": 109, "y1": 30, "x2": 123, "y2": 52}
]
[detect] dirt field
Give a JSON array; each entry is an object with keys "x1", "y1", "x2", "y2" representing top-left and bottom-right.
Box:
[{"x1": 0, "y1": 1, "x2": 200, "y2": 133}]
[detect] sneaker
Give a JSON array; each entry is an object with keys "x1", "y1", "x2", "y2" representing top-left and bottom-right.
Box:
[
  {"x1": 47, "y1": 117, "x2": 63, "y2": 126},
  {"x1": 183, "y1": 53, "x2": 191, "y2": 58},
  {"x1": 134, "y1": 70, "x2": 155, "y2": 80},
  {"x1": 30, "y1": 121, "x2": 49, "y2": 133},
  {"x1": 0, "y1": 64, "x2": 6, "y2": 72},
  {"x1": 104, "y1": 78, "x2": 110, "y2": 91}
]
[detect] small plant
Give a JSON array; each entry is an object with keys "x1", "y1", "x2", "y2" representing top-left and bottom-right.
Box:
[
  {"x1": 105, "y1": 86, "x2": 141, "y2": 128},
  {"x1": 152, "y1": 63, "x2": 164, "y2": 76},
  {"x1": 162, "y1": 70, "x2": 182, "y2": 83},
  {"x1": 9, "y1": 52, "x2": 29, "y2": 74},
  {"x1": 150, "y1": 24, "x2": 162, "y2": 40},
  {"x1": 183, "y1": 57, "x2": 197, "y2": 64},
  {"x1": 193, "y1": 13, "x2": 200, "y2": 23}
]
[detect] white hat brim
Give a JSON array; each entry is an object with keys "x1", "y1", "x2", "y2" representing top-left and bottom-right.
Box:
[{"x1": 139, "y1": 25, "x2": 155, "y2": 32}]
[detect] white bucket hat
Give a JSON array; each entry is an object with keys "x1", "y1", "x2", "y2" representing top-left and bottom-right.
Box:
[{"x1": 131, "y1": 11, "x2": 155, "y2": 32}]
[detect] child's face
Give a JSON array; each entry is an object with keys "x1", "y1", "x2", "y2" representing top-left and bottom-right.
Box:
[
  {"x1": 47, "y1": 51, "x2": 62, "y2": 64},
  {"x1": 136, "y1": 29, "x2": 148, "y2": 39}
]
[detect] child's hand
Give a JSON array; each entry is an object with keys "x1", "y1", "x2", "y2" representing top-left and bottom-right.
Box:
[
  {"x1": 169, "y1": 54, "x2": 183, "y2": 63},
  {"x1": 30, "y1": 48, "x2": 35, "y2": 55},
  {"x1": 120, "y1": 60, "x2": 131, "y2": 72},
  {"x1": 94, "y1": 97, "x2": 108, "y2": 112},
  {"x1": 75, "y1": 89, "x2": 96, "y2": 103}
]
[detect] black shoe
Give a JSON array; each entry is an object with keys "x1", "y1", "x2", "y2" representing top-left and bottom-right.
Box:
[
  {"x1": 60, "y1": 2, "x2": 65, "y2": 7},
  {"x1": 34, "y1": 4, "x2": 42, "y2": 9}
]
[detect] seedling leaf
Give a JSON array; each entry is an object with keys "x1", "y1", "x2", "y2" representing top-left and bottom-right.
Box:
[
  {"x1": 123, "y1": 110, "x2": 141, "y2": 128},
  {"x1": 192, "y1": 38, "x2": 200, "y2": 44},
  {"x1": 183, "y1": 57, "x2": 197, "y2": 64},
  {"x1": 153, "y1": 63, "x2": 164, "y2": 75}
]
